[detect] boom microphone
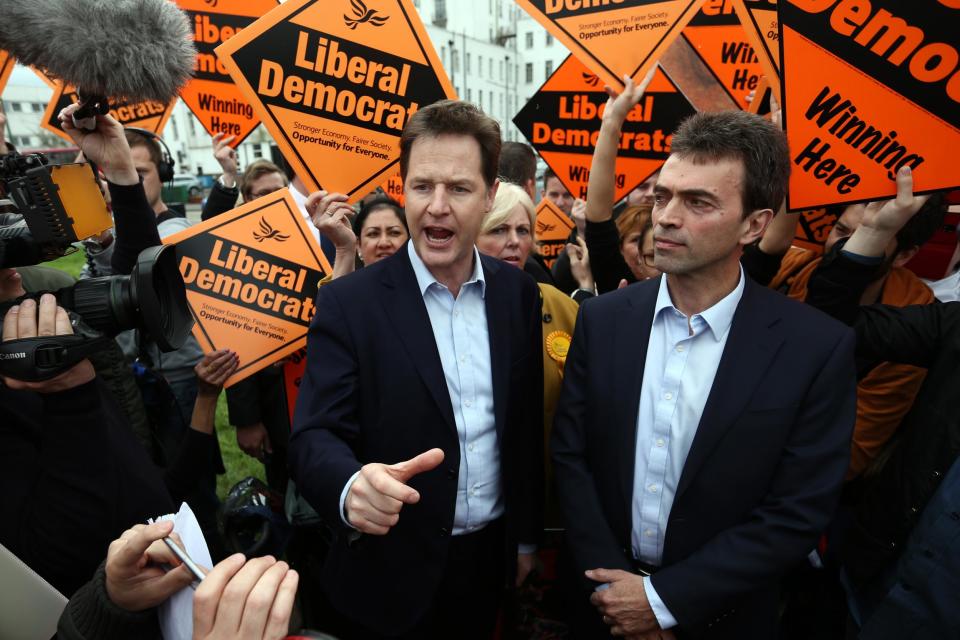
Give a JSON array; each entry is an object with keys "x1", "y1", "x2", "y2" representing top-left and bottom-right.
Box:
[{"x1": 0, "y1": 0, "x2": 195, "y2": 104}]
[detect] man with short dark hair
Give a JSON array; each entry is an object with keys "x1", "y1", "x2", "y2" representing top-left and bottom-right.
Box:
[
  {"x1": 498, "y1": 141, "x2": 538, "y2": 200},
  {"x1": 290, "y1": 100, "x2": 543, "y2": 638},
  {"x1": 553, "y1": 84, "x2": 857, "y2": 639}
]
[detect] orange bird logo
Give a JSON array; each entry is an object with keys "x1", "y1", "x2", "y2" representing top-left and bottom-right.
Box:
[
  {"x1": 582, "y1": 72, "x2": 600, "y2": 87},
  {"x1": 344, "y1": 0, "x2": 389, "y2": 29},
  {"x1": 253, "y1": 218, "x2": 290, "y2": 243}
]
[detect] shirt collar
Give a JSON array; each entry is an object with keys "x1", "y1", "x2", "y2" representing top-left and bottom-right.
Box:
[
  {"x1": 407, "y1": 240, "x2": 487, "y2": 298},
  {"x1": 654, "y1": 266, "x2": 745, "y2": 341}
]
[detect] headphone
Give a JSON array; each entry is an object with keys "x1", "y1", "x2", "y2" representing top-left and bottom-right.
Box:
[{"x1": 124, "y1": 126, "x2": 175, "y2": 183}]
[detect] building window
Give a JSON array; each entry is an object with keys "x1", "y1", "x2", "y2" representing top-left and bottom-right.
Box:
[
  {"x1": 525, "y1": 63, "x2": 533, "y2": 83},
  {"x1": 10, "y1": 102, "x2": 22, "y2": 112},
  {"x1": 467, "y1": 88, "x2": 472, "y2": 102},
  {"x1": 489, "y1": 58, "x2": 493, "y2": 78},
  {"x1": 253, "y1": 145, "x2": 264, "y2": 158},
  {"x1": 499, "y1": 60, "x2": 504, "y2": 81},
  {"x1": 545, "y1": 60, "x2": 554, "y2": 77},
  {"x1": 546, "y1": 33, "x2": 554, "y2": 46},
  {"x1": 478, "y1": 55, "x2": 483, "y2": 78},
  {"x1": 32, "y1": 102, "x2": 44, "y2": 112},
  {"x1": 525, "y1": 32, "x2": 533, "y2": 49},
  {"x1": 466, "y1": 53, "x2": 471, "y2": 74}
]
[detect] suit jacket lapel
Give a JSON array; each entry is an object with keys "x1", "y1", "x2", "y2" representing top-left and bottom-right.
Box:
[
  {"x1": 379, "y1": 248, "x2": 456, "y2": 433},
  {"x1": 674, "y1": 278, "x2": 785, "y2": 502},
  {"x1": 481, "y1": 256, "x2": 509, "y2": 440},
  {"x1": 616, "y1": 280, "x2": 659, "y2": 522}
]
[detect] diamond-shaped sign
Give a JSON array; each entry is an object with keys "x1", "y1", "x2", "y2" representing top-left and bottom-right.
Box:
[
  {"x1": 515, "y1": 0, "x2": 708, "y2": 90},
  {"x1": 163, "y1": 190, "x2": 332, "y2": 387},
  {"x1": 731, "y1": 0, "x2": 780, "y2": 99},
  {"x1": 780, "y1": 0, "x2": 960, "y2": 210},
  {"x1": 40, "y1": 81, "x2": 176, "y2": 144},
  {"x1": 216, "y1": 0, "x2": 456, "y2": 202},
  {"x1": 514, "y1": 55, "x2": 696, "y2": 205},
  {"x1": 176, "y1": 0, "x2": 278, "y2": 147},
  {"x1": 0, "y1": 51, "x2": 14, "y2": 97},
  {"x1": 535, "y1": 198, "x2": 575, "y2": 270},
  {"x1": 680, "y1": 1, "x2": 764, "y2": 109}
]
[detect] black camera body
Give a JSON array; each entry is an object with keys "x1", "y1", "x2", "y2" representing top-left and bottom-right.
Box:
[{"x1": 0, "y1": 150, "x2": 193, "y2": 381}]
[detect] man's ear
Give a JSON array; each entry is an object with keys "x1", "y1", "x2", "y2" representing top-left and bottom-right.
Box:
[
  {"x1": 486, "y1": 179, "x2": 500, "y2": 213},
  {"x1": 742, "y1": 208, "x2": 774, "y2": 246},
  {"x1": 892, "y1": 244, "x2": 919, "y2": 268}
]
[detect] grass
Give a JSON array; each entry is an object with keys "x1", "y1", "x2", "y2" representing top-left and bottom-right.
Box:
[{"x1": 45, "y1": 246, "x2": 266, "y2": 500}]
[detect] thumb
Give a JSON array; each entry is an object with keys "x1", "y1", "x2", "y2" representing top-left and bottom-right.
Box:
[
  {"x1": 388, "y1": 448, "x2": 445, "y2": 483},
  {"x1": 618, "y1": 279, "x2": 628, "y2": 290},
  {"x1": 585, "y1": 568, "x2": 632, "y2": 583},
  {"x1": 264, "y1": 432, "x2": 273, "y2": 455}
]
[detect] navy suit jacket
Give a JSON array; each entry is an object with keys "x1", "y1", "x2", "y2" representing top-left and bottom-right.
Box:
[
  {"x1": 289, "y1": 244, "x2": 543, "y2": 634},
  {"x1": 552, "y1": 274, "x2": 857, "y2": 638}
]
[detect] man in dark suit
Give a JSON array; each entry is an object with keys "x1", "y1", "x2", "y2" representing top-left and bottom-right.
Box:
[
  {"x1": 289, "y1": 100, "x2": 543, "y2": 639},
  {"x1": 552, "y1": 89, "x2": 858, "y2": 639}
]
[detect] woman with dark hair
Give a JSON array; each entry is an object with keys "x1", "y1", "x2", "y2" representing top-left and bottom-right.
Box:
[{"x1": 351, "y1": 196, "x2": 409, "y2": 267}]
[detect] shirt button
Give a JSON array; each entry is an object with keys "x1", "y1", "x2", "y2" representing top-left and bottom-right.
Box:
[
  {"x1": 468, "y1": 443, "x2": 475, "y2": 452},
  {"x1": 676, "y1": 345, "x2": 685, "y2": 352},
  {"x1": 459, "y1": 355, "x2": 467, "y2": 363},
  {"x1": 656, "y1": 438, "x2": 665, "y2": 447},
  {"x1": 648, "y1": 484, "x2": 658, "y2": 493},
  {"x1": 469, "y1": 487, "x2": 476, "y2": 497},
  {"x1": 464, "y1": 399, "x2": 472, "y2": 407},
  {"x1": 664, "y1": 392, "x2": 673, "y2": 401},
  {"x1": 453, "y1": 311, "x2": 460, "y2": 318},
  {"x1": 645, "y1": 529, "x2": 655, "y2": 538}
]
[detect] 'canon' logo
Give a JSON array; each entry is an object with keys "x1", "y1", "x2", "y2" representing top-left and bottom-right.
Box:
[{"x1": 0, "y1": 352, "x2": 27, "y2": 360}]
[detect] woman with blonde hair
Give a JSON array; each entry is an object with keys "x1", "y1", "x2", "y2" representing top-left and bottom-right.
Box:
[{"x1": 476, "y1": 182, "x2": 579, "y2": 528}]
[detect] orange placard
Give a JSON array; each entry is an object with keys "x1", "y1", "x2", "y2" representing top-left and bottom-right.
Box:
[
  {"x1": 513, "y1": 55, "x2": 695, "y2": 203},
  {"x1": 730, "y1": 0, "x2": 780, "y2": 100},
  {"x1": 535, "y1": 198, "x2": 575, "y2": 269},
  {"x1": 215, "y1": 0, "x2": 456, "y2": 202},
  {"x1": 381, "y1": 173, "x2": 405, "y2": 206},
  {"x1": 792, "y1": 207, "x2": 837, "y2": 253},
  {"x1": 780, "y1": 1, "x2": 960, "y2": 211},
  {"x1": 163, "y1": 191, "x2": 332, "y2": 387},
  {"x1": 515, "y1": 0, "x2": 708, "y2": 91},
  {"x1": 176, "y1": 0, "x2": 278, "y2": 147},
  {"x1": 40, "y1": 81, "x2": 175, "y2": 144},
  {"x1": 0, "y1": 51, "x2": 14, "y2": 97},
  {"x1": 680, "y1": 0, "x2": 765, "y2": 109}
]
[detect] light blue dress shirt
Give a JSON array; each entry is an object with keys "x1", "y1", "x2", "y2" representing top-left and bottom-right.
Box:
[
  {"x1": 340, "y1": 243, "x2": 503, "y2": 535},
  {"x1": 632, "y1": 269, "x2": 745, "y2": 628}
]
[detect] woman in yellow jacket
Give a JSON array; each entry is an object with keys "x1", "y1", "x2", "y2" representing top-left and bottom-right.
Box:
[{"x1": 476, "y1": 182, "x2": 584, "y2": 528}]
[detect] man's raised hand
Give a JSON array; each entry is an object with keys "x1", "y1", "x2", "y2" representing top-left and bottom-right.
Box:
[
  {"x1": 843, "y1": 166, "x2": 931, "y2": 258},
  {"x1": 346, "y1": 448, "x2": 445, "y2": 535},
  {"x1": 602, "y1": 68, "x2": 658, "y2": 127}
]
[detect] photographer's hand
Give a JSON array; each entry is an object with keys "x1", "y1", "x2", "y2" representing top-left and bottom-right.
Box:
[
  {"x1": 1, "y1": 293, "x2": 95, "y2": 392},
  {"x1": 58, "y1": 103, "x2": 138, "y2": 186}
]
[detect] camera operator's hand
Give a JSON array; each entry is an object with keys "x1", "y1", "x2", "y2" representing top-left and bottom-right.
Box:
[
  {"x1": 58, "y1": 103, "x2": 139, "y2": 186},
  {"x1": 212, "y1": 133, "x2": 239, "y2": 189},
  {"x1": 1, "y1": 293, "x2": 95, "y2": 392}
]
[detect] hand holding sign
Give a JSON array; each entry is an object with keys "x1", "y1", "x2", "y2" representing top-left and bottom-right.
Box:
[
  {"x1": 843, "y1": 167, "x2": 931, "y2": 259},
  {"x1": 306, "y1": 191, "x2": 357, "y2": 254},
  {"x1": 212, "y1": 133, "x2": 239, "y2": 188},
  {"x1": 602, "y1": 69, "x2": 658, "y2": 128},
  {"x1": 346, "y1": 448, "x2": 445, "y2": 535}
]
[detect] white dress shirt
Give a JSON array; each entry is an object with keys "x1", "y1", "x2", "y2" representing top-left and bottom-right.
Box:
[
  {"x1": 341, "y1": 243, "x2": 503, "y2": 535},
  {"x1": 633, "y1": 269, "x2": 745, "y2": 628}
]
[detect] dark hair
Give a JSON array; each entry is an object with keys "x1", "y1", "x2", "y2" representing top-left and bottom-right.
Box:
[
  {"x1": 542, "y1": 167, "x2": 559, "y2": 191},
  {"x1": 498, "y1": 142, "x2": 537, "y2": 187},
  {"x1": 895, "y1": 192, "x2": 947, "y2": 254},
  {"x1": 669, "y1": 111, "x2": 790, "y2": 217},
  {"x1": 353, "y1": 196, "x2": 407, "y2": 236},
  {"x1": 400, "y1": 100, "x2": 501, "y2": 187},
  {"x1": 239, "y1": 160, "x2": 287, "y2": 201},
  {"x1": 615, "y1": 205, "x2": 653, "y2": 247},
  {"x1": 125, "y1": 129, "x2": 163, "y2": 169}
]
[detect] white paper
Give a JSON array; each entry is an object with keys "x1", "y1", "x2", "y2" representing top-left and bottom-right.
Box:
[{"x1": 153, "y1": 502, "x2": 213, "y2": 640}]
